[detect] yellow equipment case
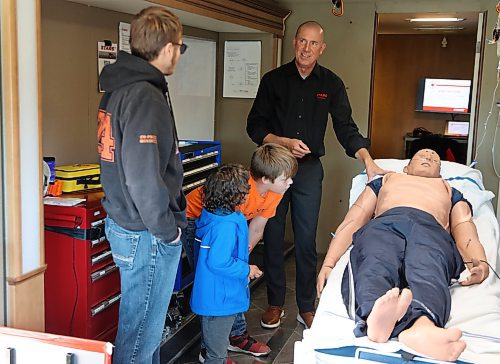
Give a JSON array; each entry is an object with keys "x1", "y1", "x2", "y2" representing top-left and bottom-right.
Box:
[{"x1": 55, "y1": 164, "x2": 101, "y2": 193}]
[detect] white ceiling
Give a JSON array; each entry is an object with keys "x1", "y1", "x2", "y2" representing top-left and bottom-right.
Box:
[{"x1": 66, "y1": 0, "x2": 263, "y2": 33}]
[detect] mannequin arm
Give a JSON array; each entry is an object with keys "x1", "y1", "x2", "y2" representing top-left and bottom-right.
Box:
[
  {"x1": 450, "y1": 201, "x2": 489, "y2": 285},
  {"x1": 317, "y1": 187, "x2": 377, "y2": 296}
]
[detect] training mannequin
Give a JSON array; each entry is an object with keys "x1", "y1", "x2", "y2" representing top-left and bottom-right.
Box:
[{"x1": 317, "y1": 149, "x2": 489, "y2": 362}]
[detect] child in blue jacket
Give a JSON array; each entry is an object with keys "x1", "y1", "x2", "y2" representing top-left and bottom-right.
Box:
[{"x1": 190, "y1": 164, "x2": 263, "y2": 364}]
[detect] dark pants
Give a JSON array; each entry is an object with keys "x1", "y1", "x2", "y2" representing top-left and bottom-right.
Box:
[
  {"x1": 263, "y1": 157, "x2": 323, "y2": 312},
  {"x1": 342, "y1": 207, "x2": 465, "y2": 338}
]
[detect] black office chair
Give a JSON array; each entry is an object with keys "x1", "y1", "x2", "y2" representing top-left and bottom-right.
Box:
[{"x1": 408, "y1": 135, "x2": 465, "y2": 164}]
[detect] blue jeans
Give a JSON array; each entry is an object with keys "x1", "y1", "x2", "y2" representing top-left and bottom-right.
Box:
[
  {"x1": 180, "y1": 218, "x2": 197, "y2": 268},
  {"x1": 106, "y1": 217, "x2": 182, "y2": 364},
  {"x1": 230, "y1": 313, "x2": 246, "y2": 337},
  {"x1": 201, "y1": 314, "x2": 237, "y2": 364},
  {"x1": 200, "y1": 313, "x2": 246, "y2": 349}
]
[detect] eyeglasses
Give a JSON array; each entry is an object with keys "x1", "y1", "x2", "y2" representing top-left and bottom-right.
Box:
[{"x1": 172, "y1": 42, "x2": 187, "y2": 55}]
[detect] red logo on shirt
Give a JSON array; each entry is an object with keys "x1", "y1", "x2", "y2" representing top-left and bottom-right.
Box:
[{"x1": 316, "y1": 93, "x2": 328, "y2": 100}]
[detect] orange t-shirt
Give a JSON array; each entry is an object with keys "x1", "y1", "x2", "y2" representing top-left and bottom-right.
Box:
[{"x1": 185, "y1": 177, "x2": 283, "y2": 220}]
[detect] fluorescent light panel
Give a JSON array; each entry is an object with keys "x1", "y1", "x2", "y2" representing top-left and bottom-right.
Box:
[
  {"x1": 408, "y1": 17, "x2": 464, "y2": 22},
  {"x1": 413, "y1": 27, "x2": 464, "y2": 31}
]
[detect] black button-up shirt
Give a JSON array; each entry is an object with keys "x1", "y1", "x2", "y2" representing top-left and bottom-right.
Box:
[{"x1": 247, "y1": 60, "x2": 370, "y2": 158}]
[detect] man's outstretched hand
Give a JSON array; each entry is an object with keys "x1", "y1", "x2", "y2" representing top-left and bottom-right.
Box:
[
  {"x1": 460, "y1": 258, "x2": 489, "y2": 286},
  {"x1": 365, "y1": 159, "x2": 390, "y2": 182}
]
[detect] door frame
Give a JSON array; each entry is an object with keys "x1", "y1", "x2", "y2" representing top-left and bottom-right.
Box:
[{"x1": 368, "y1": 11, "x2": 486, "y2": 165}]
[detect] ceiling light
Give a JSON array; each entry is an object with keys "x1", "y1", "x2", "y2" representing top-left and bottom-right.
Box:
[
  {"x1": 413, "y1": 27, "x2": 464, "y2": 31},
  {"x1": 408, "y1": 17, "x2": 464, "y2": 22}
]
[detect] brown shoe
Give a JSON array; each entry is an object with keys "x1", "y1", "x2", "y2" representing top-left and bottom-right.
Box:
[
  {"x1": 260, "y1": 305, "x2": 284, "y2": 329},
  {"x1": 297, "y1": 311, "x2": 315, "y2": 329}
]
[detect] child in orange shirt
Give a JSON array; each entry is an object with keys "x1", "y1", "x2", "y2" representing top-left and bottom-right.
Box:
[{"x1": 182, "y1": 143, "x2": 297, "y2": 361}]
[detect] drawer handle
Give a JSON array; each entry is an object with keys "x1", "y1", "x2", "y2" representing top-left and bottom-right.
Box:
[
  {"x1": 90, "y1": 293, "x2": 121, "y2": 317},
  {"x1": 182, "y1": 178, "x2": 206, "y2": 192},
  {"x1": 91, "y1": 218, "x2": 105, "y2": 228},
  {"x1": 90, "y1": 263, "x2": 118, "y2": 282},
  {"x1": 91, "y1": 250, "x2": 112, "y2": 265},
  {"x1": 183, "y1": 163, "x2": 219, "y2": 177},
  {"x1": 91, "y1": 235, "x2": 107, "y2": 248},
  {"x1": 182, "y1": 150, "x2": 219, "y2": 164}
]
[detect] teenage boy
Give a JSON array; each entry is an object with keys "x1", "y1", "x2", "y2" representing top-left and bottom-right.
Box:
[{"x1": 182, "y1": 143, "x2": 297, "y2": 361}]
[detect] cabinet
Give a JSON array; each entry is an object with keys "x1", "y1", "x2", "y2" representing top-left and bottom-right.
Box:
[
  {"x1": 160, "y1": 141, "x2": 222, "y2": 362},
  {"x1": 180, "y1": 140, "x2": 221, "y2": 194},
  {"x1": 404, "y1": 135, "x2": 468, "y2": 164},
  {"x1": 44, "y1": 190, "x2": 119, "y2": 342},
  {"x1": 43, "y1": 141, "x2": 221, "y2": 350},
  {"x1": 172, "y1": 140, "x2": 221, "y2": 292}
]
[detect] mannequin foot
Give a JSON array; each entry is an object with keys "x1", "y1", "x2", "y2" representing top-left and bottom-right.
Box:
[
  {"x1": 399, "y1": 316, "x2": 466, "y2": 362},
  {"x1": 366, "y1": 288, "x2": 412, "y2": 343}
]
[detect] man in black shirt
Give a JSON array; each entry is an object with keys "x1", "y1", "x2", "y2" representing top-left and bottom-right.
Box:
[{"x1": 247, "y1": 20, "x2": 385, "y2": 330}]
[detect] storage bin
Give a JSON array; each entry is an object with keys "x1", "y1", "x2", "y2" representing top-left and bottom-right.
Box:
[{"x1": 55, "y1": 164, "x2": 101, "y2": 193}]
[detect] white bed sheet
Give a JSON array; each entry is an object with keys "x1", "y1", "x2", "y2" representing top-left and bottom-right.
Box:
[{"x1": 295, "y1": 160, "x2": 500, "y2": 364}]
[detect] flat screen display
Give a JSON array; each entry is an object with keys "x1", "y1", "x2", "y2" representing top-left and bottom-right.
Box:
[
  {"x1": 444, "y1": 121, "x2": 469, "y2": 137},
  {"x1": 416, "y1": 78, "x2": 472, "y2": 114}
]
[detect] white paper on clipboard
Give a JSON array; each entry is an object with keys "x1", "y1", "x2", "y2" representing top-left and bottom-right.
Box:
[
  {"x1": 119, "y1": 22, "x2": 131, "y2": 53},
  {"x1": 223, "y1": 40, "x2": 261, "y2": 98}
]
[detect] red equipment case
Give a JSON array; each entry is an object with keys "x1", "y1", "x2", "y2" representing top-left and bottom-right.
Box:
[{"x1": 44, "y1": 190, "x2": 119, "y2": 342}]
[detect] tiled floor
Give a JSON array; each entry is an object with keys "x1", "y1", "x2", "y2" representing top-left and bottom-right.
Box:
[{"x1": 177, "y1": 249, "x2": 322, "y2": 364}]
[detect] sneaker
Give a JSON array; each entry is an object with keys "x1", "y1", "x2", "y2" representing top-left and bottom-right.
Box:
[
  {"x1": 228, "y1": 331, "x2": 271, "y2": 357},
  {"x1": 198, "y1": 348, "x2": 235, "y2": 364},
  {"x1": 296, "y1": 311, "x2": 315, "y2": 329},
  {"x1": 260, "y1": 305, "x2": 284, "y2": 329}
]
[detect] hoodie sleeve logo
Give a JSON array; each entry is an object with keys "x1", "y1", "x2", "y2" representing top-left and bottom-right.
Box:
[
  {"x1": 97, "y1": 109, "x2": 116, "y2": 162},
  {"x1": 139, "y1": 135, "x2": 158, "y2": 144}
]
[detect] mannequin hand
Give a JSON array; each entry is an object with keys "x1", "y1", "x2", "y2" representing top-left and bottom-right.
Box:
[
  {"x1": 460, "y1": 258, "x2": 489, "y2": 286},
  {"x1": 316, "y1": 265, "x2": 334, "y2": 298}
]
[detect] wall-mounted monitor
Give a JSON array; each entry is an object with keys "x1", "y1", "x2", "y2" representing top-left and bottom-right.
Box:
[{"x1": 415, "y1": 78, "x2": 472, "y2": 114}]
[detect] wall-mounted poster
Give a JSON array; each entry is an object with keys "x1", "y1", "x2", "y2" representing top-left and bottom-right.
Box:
[
  {"x1": 223, "y1": 40, "x2": 261, "y2": 98},
  {"x1": 97, "y1": 41, "x2": 117, "y2": 92},
  {"x1": 119, "y1": 22, "x2": 131, "y2": 53}
]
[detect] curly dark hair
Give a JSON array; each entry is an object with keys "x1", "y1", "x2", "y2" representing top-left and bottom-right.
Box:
[{"x1": 203, "y1": 164, "x2": 250, "y2": 213}]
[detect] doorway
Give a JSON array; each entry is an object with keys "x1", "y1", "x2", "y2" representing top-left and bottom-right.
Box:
[{"x1": 369, "y1": 12, "x2": 484, "y2": 164}]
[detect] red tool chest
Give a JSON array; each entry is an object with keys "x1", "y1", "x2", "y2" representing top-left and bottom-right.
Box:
[{"x1": 44, "y1": 190, "x2": 119, "y2": 342}]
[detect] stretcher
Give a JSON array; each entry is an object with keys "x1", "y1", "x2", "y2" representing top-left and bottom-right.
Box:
[{"x1": 294, "y1": 159, "x2": 500, "y2": 364}]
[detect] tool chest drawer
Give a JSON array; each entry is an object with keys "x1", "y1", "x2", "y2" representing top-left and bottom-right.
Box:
[
  {"x1": 44, "y1": 190, "x2": 119, "y2": 341},
  {"x1": 180, "y1": 140, "x2": 221, "y2": 195}
]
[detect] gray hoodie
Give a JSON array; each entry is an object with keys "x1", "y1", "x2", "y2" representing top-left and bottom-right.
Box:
[{"x1": 98, "y1": 51, "x2": 186, "y2": 241}]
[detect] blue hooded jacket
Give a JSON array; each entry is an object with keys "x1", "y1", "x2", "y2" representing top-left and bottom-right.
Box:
[{"x1": 190, "y1": 209, "x2": 250, "y2": 316}]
